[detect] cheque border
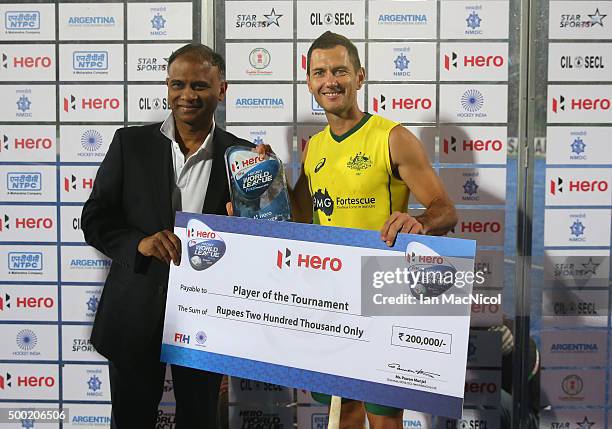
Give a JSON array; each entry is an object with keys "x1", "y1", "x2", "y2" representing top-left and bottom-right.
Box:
[
  {"x1": 174, "y1": 213, "x2": 476, "y2": 257},
  {"x1": 161, "y1": 344, "x2": 463, "y2": 418}
]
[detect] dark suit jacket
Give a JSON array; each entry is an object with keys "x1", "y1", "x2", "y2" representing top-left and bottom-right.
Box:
[{"x1": 81, "y1": 122, "x2": 252, "y2": 369}]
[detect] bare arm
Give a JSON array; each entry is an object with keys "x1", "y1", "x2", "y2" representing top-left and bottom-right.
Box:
[{"x1": 380, "y1": 126, "x2": 457, "y2": 244}]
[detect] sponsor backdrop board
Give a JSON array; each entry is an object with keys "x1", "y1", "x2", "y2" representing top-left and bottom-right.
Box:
[{"x1": 0, "y1": 0, "x2": 198, "y2": 424}]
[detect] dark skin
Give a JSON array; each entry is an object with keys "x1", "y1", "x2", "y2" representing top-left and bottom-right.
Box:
[{"x1": 137, "y1": 53, "x2": 227, "y2": 265}]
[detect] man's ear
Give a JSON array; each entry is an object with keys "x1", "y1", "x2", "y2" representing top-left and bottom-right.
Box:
[
  {"x1": 356, "y1": 67, "x2": 365, "y2": 90},
  {"x1": 218, "y1": 80, "x2": 228, "y2": 101}
]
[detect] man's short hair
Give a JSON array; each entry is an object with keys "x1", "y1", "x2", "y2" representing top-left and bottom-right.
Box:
[
  {"x1": 306, "y1": 31, "x2": 361, "y2": 75},
  {"x1": 167, "y1": 43, "x2": 226, "y2": 78}
]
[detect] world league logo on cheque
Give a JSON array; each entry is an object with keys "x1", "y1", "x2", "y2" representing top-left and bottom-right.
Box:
[
  {"x1": 225, "y1": 146, "x2": 291, "y2": 221},
  {"x1": 186, "y1": 218, "x2": 226, "y2": 271}
]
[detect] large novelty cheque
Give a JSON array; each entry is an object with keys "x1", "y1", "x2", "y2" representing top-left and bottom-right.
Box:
[{"x1": 161, "y1": 212, "x2": 477, "y2": 418}]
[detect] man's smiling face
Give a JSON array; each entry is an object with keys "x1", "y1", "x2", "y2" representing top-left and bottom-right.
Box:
[{"x1": 306, "y1": 46, "x2": 364, "y2": 117}]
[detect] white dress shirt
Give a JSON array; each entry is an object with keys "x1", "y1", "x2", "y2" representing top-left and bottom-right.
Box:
[{"x1": 160, "y1": 113, "x2": 215, "y2": 214}]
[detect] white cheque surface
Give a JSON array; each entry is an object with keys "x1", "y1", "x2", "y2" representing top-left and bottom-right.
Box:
[{"x1": 161, "y1": 213, "x2": 475, "y2": 418}]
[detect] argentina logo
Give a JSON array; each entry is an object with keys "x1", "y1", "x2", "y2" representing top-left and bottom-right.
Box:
[{"x1": 186, "y1": 218, "x2": 226, "y2": 271}]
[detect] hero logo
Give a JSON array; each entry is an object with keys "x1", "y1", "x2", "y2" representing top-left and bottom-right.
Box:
[
  {"x1": 0, "y1": 294, "x2": 55, "y2": 311},
  {"x1": 443, "y1": 136, "x2": 503, "y2": 153},
  {"x1": 0, "y1": 214, "x2": 53, "y2": 231},
  {"x1": 0, "y1": 372, "x2": 55, "y2": 389},
  {"x1": 549, "y1": 177, "x2": 609, "y2": 194},
  {"x1": 186, "y1": 227, "x2": 217, "y2": 239},
  {"x1": 63, "y1": 94, "x2": 120, "y2": 112},
  {"x1": 231, "y1": 154, "x2": 265, "y2": 174},
  {"x1": 276, "y1": 247, "x2": 342, "y2": 272},
  {"x1": 444, "y1": 52, "x2": 504, "y2": 70},
  {"x1": 1, "y1": 53, "x2": 52, "y2": 69},
  {"x1": 64, "y1": 175, "x2": 94, "y2": 192},
  {"x1": 0, "y1": 135, "x2": 53, "y2": 152},
  {"x1": 459, "y1": 221, "x2": 502, "y2": 233},
  {"x1": 552, "y1": 95, "x2": 611, "y2": 112},
  {"x1": 372, "y1": 94, "x2": 432, "y2": 113},
  {"x1": 464, "y1": 381, "x2": 498, "y2": 394}
]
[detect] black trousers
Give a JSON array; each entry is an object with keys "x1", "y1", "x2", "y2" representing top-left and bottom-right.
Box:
[{"x1": 109, "y1": 359, "x2": 222, "y2": 429}]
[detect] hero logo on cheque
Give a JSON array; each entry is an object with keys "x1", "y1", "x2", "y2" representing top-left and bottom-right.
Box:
[{"x1": 186, "y1": 219, "x2": 226, "y2": 271}]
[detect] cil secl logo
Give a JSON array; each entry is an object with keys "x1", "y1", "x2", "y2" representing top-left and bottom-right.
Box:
[
  {"x1": 186, "y1": 218, "x2": 225, "y2": 271},
  {"x1": 276, "y1": 247, "x2": 342, "y2": 272}
]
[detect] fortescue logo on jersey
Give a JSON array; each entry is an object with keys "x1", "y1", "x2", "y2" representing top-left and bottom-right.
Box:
[
  {"x1": 8, "y1": 252, "x2": 43, "y2": 271},
  {"x1": 312, "y1": 188, "x2": 377, "y2": 221},
  {"x1": 310, "y1": 12, "x2": 355, "y2": 26},
  {"x1": 73, "y1": 51, "x2": 108, "y2": 71},
  {"x1": 377, "y1": 13, "x2": 428, "y2": 25},
  {"x1": 560, "y1": 9, "x2": 606, "y2": 29},
  {"x1": 235, "y1": 8, "x2": 283, "y2": 29},
  {"x1": 7, "y1": 172, "x2": 41, "y2": 193},
  {"x1": 5, "y1": 11, "x2": 40, "y2": 31}
]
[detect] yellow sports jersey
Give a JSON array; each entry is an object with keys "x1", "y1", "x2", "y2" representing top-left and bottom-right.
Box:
[{"x1": 304, "y1": 113, "x2": 409, "y2": 230}]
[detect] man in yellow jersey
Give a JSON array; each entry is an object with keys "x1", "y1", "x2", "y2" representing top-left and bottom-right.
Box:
[{"x1": 290, "y1": 31, "x2": 459, "y2": 429}]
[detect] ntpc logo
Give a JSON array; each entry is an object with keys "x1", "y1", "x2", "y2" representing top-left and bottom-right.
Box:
[
  {"x1": 63, "y1": 94, "x2": 120, "y2": 112},
  {"x1": 444, "y1": 52, "x2": 504, "y2": 70},
  {"x1": 5, "y1": 11, "x2": 40, "y2": 30},
  {"x1": 550, "y1": 177, "x2": 609, "y2": 194},
  {"x1": 552, "y1": 95, "x2": 611, "y2": 112},
  {"x1": 64, "y1": 175, "x2": 94, "y2": 192},
  {"x1": 174, "y1": 333, "x2": 190, "y2": 344},
  {"x1": 372, "y1": 95, "x2": 432, "y2": 113},
  {"x1": 276, "y1": 247, "x2": 342, "y2": 272}
]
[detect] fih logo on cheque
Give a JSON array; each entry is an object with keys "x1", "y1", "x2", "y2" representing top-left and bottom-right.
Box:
[{"x1": 186, "y1": 218, "x2": 226, "y2": 271}]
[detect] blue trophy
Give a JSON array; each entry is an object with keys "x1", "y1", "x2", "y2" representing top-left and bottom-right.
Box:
[{"x1": 225, "y1": 146, "x2": 291, "y2": 221}]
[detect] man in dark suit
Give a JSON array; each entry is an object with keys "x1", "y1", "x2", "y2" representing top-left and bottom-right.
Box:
[{"x1": 81, "y1": 43, "x2": 252, "y2": 428}]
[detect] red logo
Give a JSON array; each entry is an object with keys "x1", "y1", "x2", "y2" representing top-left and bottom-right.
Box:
[
  {"x1": 553, "y1": 95, "x2": 611, "y2": 113},
  {"x1": 445, "y1": 52, "x2": 504, "y2": 70},
  {"x1": 550, "y1": 178, "x2": 608, "y2": 195},
  {"x1": 372, "y1": 95, "x2": 432, "y2": 113},
  {"x1": 460, "y1": 221, "x2": 501, "y2": 233},
  {"x1": 64, "y1": 175, "x2": 94, "y2": 192},
  {"x1": 442, "y1": 137, "x2": 503, "y2": 154},
  {"x1": 0, "y1": 373, "x2": 12, "y2": 390},
  {"x1": 276, "y1": 248, "x2": 342, "y2": 272},
  {"x1": 63, "y1": 95, "x2": 120, "y2": 112}
]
